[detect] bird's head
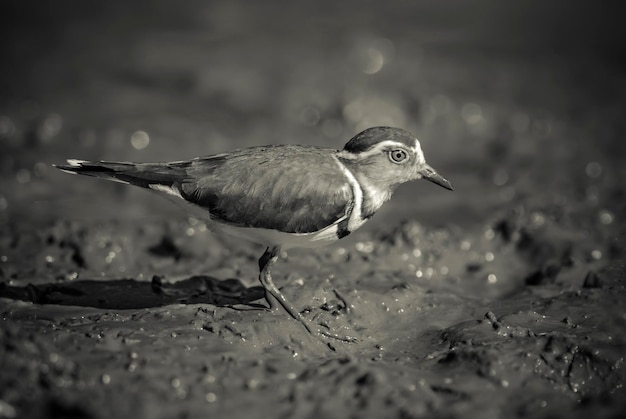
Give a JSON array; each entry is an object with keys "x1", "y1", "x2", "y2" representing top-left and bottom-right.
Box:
[{"x1": 337, "y1": 127, "x2": 453, "y2": 192}]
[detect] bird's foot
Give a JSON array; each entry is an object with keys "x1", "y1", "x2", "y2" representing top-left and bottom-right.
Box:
[
  {"x1": 263, "y1": 299, "x2": 357, "y2": 343},
  {"x1": 257, "y1": 259, "x2": 357, "y2": 344}
]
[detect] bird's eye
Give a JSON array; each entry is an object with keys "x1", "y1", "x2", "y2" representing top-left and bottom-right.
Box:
[{"x1": 389, "y1": 149, "x2": 408, "y2": 163}]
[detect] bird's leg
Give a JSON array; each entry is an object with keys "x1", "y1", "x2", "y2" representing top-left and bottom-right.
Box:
[
  {"x1": 258, "y1": 247, "x2": 357, "y2": 343},
  {"x1": 258, "y1": 246, "x2": 282, "y2": 311},
  {"x1": 258, "y1": 246, "x2": 314, "y2": 335}
]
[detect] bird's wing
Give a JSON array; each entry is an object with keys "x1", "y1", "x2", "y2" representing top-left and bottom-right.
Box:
[{"x1": 180, "y1": 146, "x2": 353, "y2": 234}]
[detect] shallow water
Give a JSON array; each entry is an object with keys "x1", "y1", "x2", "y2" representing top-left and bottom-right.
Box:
[{"x1": 1, "y1": 1, "x2": 625, "y2": 418}]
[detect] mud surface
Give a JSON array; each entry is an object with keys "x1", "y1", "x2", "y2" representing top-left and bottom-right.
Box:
[{"x1": 1, "y1": 1, "x2": 625, "y2": 418}]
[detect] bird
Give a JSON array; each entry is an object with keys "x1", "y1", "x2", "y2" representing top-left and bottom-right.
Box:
[{"x1": 55, "y1": 126, "x2": 453, "y2": 340}]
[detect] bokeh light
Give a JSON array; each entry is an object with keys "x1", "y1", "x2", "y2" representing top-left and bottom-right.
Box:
[
  {"x1": 130, "y1": 130, "x2": 150, "y2": 150},
  {"x1": 585, "y1": 161, "x2": 603, "y2": 179},
  {"x1": 356, "y1": 38, "x2": 395, "y2": 75}
]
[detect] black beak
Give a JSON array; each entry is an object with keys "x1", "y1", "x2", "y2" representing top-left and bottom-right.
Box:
[{"x1": 419, "y1": 164, "x2": 454, "y2": 191}]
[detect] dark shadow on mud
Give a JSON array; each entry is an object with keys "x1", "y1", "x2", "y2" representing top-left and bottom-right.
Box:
[{"x1": 0, "y1": 275, "x2": 266, "y2": 310}]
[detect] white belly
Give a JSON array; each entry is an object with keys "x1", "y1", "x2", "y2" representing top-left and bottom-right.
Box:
[{"x1": 209, "y1": 220, "x2": 342, "y2": 249}]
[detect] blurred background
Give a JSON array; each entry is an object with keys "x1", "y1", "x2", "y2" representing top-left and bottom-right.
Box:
[{"x1": 1, "y1": 0, "x2": 624, "y2": 230}]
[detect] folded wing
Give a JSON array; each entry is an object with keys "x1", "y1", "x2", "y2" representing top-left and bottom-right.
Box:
[{"x1": 181, "y1": 146, "x2": 353, "y2": 234}]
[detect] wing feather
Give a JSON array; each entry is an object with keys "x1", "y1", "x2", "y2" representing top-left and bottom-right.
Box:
[{"x1": 180, "y1": 146, "x2": 352, "y2": 234}]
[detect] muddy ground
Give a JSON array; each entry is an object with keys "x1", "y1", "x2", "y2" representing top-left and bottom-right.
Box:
[{"x1": 1, "y1": 1, "x2": 625, "y2": 418}]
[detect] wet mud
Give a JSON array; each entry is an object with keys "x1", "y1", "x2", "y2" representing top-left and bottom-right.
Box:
[
  {"x1": 1, "y1": 206, "x2": 624, "y2": 418},
  {"x1": 1, "y1": 1, "x2": 625, "y2": 418}
]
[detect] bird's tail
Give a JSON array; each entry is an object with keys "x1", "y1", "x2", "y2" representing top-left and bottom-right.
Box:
[{"x1": 54, "y1": 159, "x2": 188, "y2": 189}]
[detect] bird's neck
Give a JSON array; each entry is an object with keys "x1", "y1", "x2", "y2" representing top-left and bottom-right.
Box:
[
  {"x1": 339, "y1": 161, "x2": 395, "y2": 219},
  {"x1": 357, "y1": 174, "x2": 394, "y2": 219}
]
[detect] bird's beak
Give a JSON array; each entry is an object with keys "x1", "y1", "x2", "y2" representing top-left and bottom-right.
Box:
[{"x1": 419, "y1": 164, "x2": 454, "y2": 191}]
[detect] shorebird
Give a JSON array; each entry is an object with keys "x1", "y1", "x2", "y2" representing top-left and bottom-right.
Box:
[{"x1": 55, "y1": 126, "x2": 453, "y2": 340}]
